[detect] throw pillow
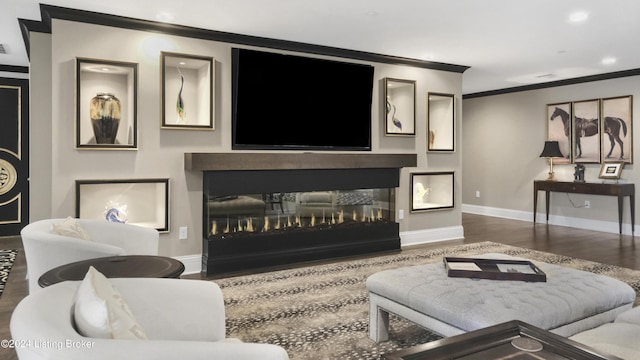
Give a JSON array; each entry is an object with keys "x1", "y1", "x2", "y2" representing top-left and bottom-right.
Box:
[
  {"x1": 50, "y1": 217, "x2": 91, "y2": 240},
  {"x1": 73, "y1": 266, "x2": 148, "y2": 340}
]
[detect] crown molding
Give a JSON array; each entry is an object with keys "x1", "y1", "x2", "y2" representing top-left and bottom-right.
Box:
[
  {"x1": 0, "y1": 65, "x2": 29, "y2": 74},
  {"x1": 463, "y1": 68, "x2": 640, "y2": 99},
  {"x1": 19, "y1": 4, "x2": 470, "y2": 74}
]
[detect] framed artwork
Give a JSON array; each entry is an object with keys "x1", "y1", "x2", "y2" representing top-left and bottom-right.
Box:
[
  {"x1": 410, "y1": 171, "x2": 454, "y2": 212},
  {"x1": 572, "y1": 99, "x2": 601, "y2": 164},
  {"x1": 161, "y1": 52, "x2": 215, "y2": 130},
  {"x1": 75, "y1": 178, "x2": 169, "y2": 232},
  {"x1": 383, "y1": 78, "x2": 416, "y2": 136},
  {"x1": 546, "y1": 102, "x2": 572, "y2": 164},
  {"x1": 601, "y1": 95, "x2": 633, "y2": 164},
  {"x1": 75, "y1": 58, "x2": 138, "y2": 150},
  {"x1": 598, "y1": 162, "x2": 625, "y2": 180},
  {"x1": 427, "y1": 92, "x2": 455, "y2": 151}
]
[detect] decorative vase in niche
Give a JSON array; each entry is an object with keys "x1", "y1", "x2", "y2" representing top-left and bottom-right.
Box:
[{"x1": 90, "y1": 92, "x2": 121, "y2": 144}]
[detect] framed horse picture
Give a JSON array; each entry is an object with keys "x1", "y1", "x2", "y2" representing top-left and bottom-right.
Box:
[
  {"x1": 572, "y1": 99, "x2": 601, "y2": 164},
  {"x1": 601, "y1": 95, "x2": 633, "y2": 164},
  {"x1": 547, "y1": 102, "x2": 572, "y2": 164}
]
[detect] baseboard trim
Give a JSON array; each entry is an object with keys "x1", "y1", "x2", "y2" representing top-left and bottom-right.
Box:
[
  {"x1": 173, "y1": 254, "x2": 202, "y2": 275},
  {"x1": 400, "y1": 225, "x2": 465, "y2": 247},
  {"x1": 462, "y1": 204, "x2": 633, "y2": 236}
]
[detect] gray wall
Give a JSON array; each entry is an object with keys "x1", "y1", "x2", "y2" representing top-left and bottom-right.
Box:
[
  {"x1": 29, "y1": 19, "x2": 464, "y2": 262},
  {"x1": 462, "y1": 76, "x2": 639, "y2": 234}
]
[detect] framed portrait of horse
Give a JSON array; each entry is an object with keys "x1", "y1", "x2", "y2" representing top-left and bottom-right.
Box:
[
  {"x1": 547, "y1": 102, "x2": 572, "y2": 164},
  {"x1": 572, "y1": 99, "x2": 601, "y2": 164},
  {"x1": 601, "y1": 95, "x2": 632, "y2": 164}
]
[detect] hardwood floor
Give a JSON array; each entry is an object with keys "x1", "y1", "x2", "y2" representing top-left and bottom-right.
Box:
[
  {"x1": 461, "y1": 213, "x2": 639, "y2": 270},
  {"x1": 0, "y1": 236, "x2": 26, "y2": 360},
  {"x1": 0, "y1": 213, "x2": 637, "y2": 359}
]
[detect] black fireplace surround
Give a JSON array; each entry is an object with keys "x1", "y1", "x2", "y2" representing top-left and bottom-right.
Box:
[{"x1": 185, "y1": 153, "x2": 416, "y2": 275}]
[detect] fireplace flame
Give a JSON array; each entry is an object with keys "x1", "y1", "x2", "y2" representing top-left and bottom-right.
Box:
[{"x1": 210, "y1": 208, "x2": 387, "y2": 237}]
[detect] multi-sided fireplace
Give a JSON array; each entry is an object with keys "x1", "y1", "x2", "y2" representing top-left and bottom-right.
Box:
[{"x1": 185, "y1": 153, "x2": 416, "y2": 275}]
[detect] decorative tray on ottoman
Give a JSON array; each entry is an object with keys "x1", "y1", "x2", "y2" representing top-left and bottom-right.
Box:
[{"x1": 444, "y1": 257, "x2": 547, "y2": 282}]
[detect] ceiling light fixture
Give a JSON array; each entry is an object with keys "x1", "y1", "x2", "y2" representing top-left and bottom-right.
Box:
[
  {"x1": 569, "y1": 11, "x2": 589, "y2": 23},
  {"x1": 156, "y1": 12, "x2": 175, "y2": 23},
  {"x1": 602, "y1": 57, "x2": 617, "y2": 65},
  {"x1": 420, "y1": 53, "x2": 435, "y2": 61}
]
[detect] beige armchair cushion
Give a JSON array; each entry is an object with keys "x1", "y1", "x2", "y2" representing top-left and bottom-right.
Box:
[
  {"x1": 74, "y1": 266, "x2": 148, "y2": 340},
  {"x1": 50, "y1": 217, "x2": 91, "y2": 240}
]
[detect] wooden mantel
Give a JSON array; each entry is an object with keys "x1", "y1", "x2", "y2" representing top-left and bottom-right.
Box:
[{"x1": 184, "y1": 153, "x2": 417, "y2": 171}]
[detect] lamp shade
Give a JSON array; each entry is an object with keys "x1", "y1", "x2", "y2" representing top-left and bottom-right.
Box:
[{"x1": 539, "y1": 141, "x2": 564, "y2": 158}]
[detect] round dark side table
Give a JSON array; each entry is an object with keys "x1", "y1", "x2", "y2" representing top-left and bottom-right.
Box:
[{"x1": 38, "y1": 255, "x2": 185, "y2": 288}]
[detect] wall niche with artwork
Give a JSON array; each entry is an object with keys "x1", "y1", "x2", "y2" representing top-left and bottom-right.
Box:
[
  {"x1": 383, "y1": 77, "x2": 416, "y2": 136},
  {"x1": 75, "y1": 58, "x2": 138, "y2": 150},
  {"x1": 411, "y1": 171, "x2": 455, "y2": 212},
  {"x1": 75, "y1": 179, "x2": 170, "y2": 232},
  {"x1": 427, "y1": 92, "x2": 455, "y2": 151},
  {"x1": 161, "y1": 52, "x2": 214, "y2": 130}
]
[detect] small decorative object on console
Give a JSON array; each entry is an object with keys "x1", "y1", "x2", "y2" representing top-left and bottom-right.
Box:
[
  {"x1": 574, "y1": 164, "x2": 585, "y2": 182},
  {"x1": 539, "y1": 140, "x2": 565, "y2": 181},
  {"x1": 599, "y1": 162, "x2": 625, "y2": 180}
]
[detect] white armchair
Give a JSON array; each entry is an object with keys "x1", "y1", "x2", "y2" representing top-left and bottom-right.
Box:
[
  {"x1": 10, "y1": 278, "x2": 289, "y2": 360},
  {"x1": 20, "y1": 218, "x2": 159, "y2": 294}
]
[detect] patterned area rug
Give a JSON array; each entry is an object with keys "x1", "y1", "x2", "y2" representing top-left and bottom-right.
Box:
[
  {"x1": 216, "y1": 241, "x2": 640, "y2": 360},
  {"x1": 0, "y1": 249, "x2": 17, "y2": 300}
]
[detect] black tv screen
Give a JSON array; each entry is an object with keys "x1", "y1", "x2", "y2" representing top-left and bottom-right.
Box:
[{"x1": 232, "y1": 48, "x2": 374, "y2": 151}]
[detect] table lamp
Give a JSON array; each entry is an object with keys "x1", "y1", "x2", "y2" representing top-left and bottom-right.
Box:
[{"x1": 539, "y1": 141, "x2": 564, "y2": 181}]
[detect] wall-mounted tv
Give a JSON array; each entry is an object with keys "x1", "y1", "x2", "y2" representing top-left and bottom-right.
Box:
[{"x1": 232, "y1": 48, "x2": 374, "y2": 151}]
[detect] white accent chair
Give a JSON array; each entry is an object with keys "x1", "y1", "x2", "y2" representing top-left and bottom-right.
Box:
[
  {"x1": 20, "y1": 218, "x2": 159, "y2": 294},
  {"x1": 10, "y1": 278, "x2": 289, "y2": 360}
]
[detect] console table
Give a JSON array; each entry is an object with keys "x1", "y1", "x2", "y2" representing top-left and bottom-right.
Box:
[{"x1": 533, "y1": 180, "x2": 635, "y2": 234}]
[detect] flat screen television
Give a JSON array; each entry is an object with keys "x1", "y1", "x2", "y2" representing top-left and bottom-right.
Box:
[{"x1": 232, "y1": 48, "x2": 374, "y2": 151}]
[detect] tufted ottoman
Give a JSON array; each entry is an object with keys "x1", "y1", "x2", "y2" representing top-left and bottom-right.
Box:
[{"x1": 367, "y1": 253, "x2": 636, "y2": 342}]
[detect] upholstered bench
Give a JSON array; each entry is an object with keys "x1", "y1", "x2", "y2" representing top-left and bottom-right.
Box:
[{"x1": 367, "y1": 253, "x2": 636, "y2": 342}]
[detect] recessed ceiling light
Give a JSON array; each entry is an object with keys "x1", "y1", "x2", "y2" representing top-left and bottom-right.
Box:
[
  {"x1": 156, "y1": 12, "x2": 175, "y2": 22},
  {"x1": 569, "y1": 11, "x2": 589, "y2": 23},
  {"x1": 602, "y1": 57, "x2": 617, "y2": 65},
  {"x1": 365, "y1": 10, "x2": 380, "y2": 17},
  {"x1": 420, "y1": 53, "x2": 435, "y2": 61},
  {"x1": 535, "y1": 73, "x2": 555, "y2": 79}
]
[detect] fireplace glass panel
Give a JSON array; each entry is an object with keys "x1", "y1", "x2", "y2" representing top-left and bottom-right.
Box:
[{"x1": 206, "y1": 189, "x2": 394, "y2": 239}]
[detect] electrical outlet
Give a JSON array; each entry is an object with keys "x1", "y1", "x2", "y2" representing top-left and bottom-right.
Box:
[
  {"x1": 475, "y1": 191, "x2": 480, "y2": 198},
  {"x1": 398, "y1": 209, "x2": 404, "y2": 220},
  {"x1": 584, "y1": 200, "x2": 590, "y2": 209},
  {"x1": 179, "y1": 227, "x2": 188, "y2": 239}
]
